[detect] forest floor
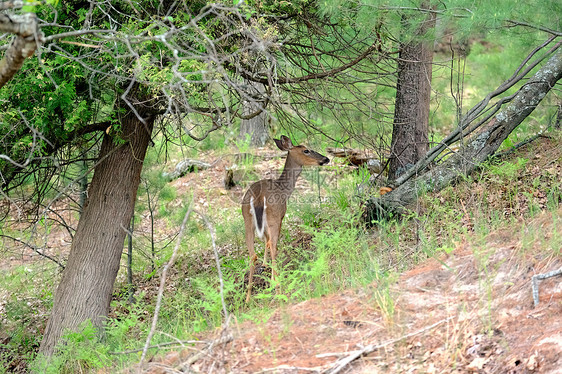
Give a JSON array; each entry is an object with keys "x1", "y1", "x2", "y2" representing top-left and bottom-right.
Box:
[
  {"x1": 126, "y1": 137, "x2": 562, "y2": 374},
  {"x1": 135, "y1": 209, "x2": 562, "y2": 374},
  {"x1": 2, "y1": 137, "x2": 562, "y2": 374}
]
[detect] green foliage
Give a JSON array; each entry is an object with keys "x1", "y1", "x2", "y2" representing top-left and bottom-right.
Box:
[
  {"x1": 235, "y1": 133, "x2": 253, "y2": 154},
  {"x1": 191, "y1": 275, "x2": 238, "y2": 324},
  {"x1": 279, "y1": 199, "x2": 376, "y2": 299},
  {"x1": 31, "y1": 322, "x2": 111, "y2": 374},
  {"x1": 371, "y1": 275, "x2": 397, "y2": 323},
  {"x1": 247, "y1": 0, "x2": 314, "y2": 16},
  {"x1": 0, "y1": 265, "x2": 54, "y2": 372},
  {"x1": 486, "y1": 157, "x2": 528, "y2": 179}
]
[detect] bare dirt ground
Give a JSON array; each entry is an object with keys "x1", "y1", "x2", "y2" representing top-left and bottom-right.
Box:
[{"x1": 137, "y1": 204, "x2": 562, "y2": 373}]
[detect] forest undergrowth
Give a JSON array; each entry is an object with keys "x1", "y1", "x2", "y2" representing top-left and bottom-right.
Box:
[{"x1": 1, "y1": 129, "x2": 561, "y2": 373}]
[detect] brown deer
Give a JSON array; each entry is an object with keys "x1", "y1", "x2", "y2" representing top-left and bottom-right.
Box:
[{"x1": 242, "y1": 135, "x2": 329, "y2": 302}]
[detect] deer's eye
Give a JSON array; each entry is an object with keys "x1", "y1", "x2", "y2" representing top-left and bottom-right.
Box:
[{"x1": 303, "y1": 149, "x2": 310, "y2": 154}]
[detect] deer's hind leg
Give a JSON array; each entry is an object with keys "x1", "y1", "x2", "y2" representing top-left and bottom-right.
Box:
[
  {"x1": 244, "y1": 211, "x2": 257, "y2": 303},
  {"x1": 266, "y1": 216, "x2": 283, "y2": 287}
]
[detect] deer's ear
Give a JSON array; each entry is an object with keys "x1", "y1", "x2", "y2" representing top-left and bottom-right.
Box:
[{"x1": 274, "y1": 135, "x2": 293, "y2": 151}]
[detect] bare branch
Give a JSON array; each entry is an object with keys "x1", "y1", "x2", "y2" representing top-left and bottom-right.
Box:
[
  {"x1": 0, "y1": 1, "x2": 25, "y2": 10},
  {"x1": 0, "y1": 234, "x2": 65, "y2": 269},
  {"x1": 394, "y1": 38, "x2": 562, "y2": 187},
  {"x1": 44, "y1": 29, "x2": 114, "y2": 43},
  {"x1": 233, "y1": 40, "x2": 382, "y2": 85},
  {"x1": 324, "y1": 317, "x2": 453, "y2": 374},
  {"x1": 111, "y1": 339, "x2": 209, "y2": 355},
  {"x1": 0, "y1": 13, "x2": 44, "y2": 88},
  {"x1": 532, "y1": 268, "x2": 562, "y2": 307},
  {"x1": 140, "y1": 199, "x2": 194, "y2": 365},
  {"x1": 506, "y1": 19, "x2": 562, "y2": 37}
]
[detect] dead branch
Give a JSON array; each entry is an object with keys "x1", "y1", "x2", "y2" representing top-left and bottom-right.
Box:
[
  {"x1": 178, "y1": 332, "x2": 233, "y2": 371},
  {"x1": 366, "y1": 46, "x2": 562, "y2": 220},
  {"x1": 110, "y1": 340, "x2": 209, "y2": 355},
  {"x1": 0, "y1": 1, "x2": 26, "y2": 10},
  {"x1": 258, "y1": 365, "x2": 329, "y2": 373},
  {"x1": 163, "y1": 159, "x2": 212, "y2": 181},
  {"x1": 323, "y1": 317, "x2": 453, "y2": 374},
  {"x1": 139, "y1": 199, "x2": 194, "y2": 365},
  {"x1": 0, "y1": 13, "x2": 44, "y2": 88},
  {"x1": 394, "y1": 37, "x2": 561, "y2": 187},
  {"x1": 532, "y1": 268, "x2": 562, "y2": 307},
  {"x1": 0, "y1": 234, "x2": 65, "y2": 269},
  {"x1": 327, "y1": 147, "x2": 383, "y2": 173},
  {"x1": 234, "y1": 40, "x2": 381, "y2": 85}
]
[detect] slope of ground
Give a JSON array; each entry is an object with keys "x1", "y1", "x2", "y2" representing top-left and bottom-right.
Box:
[
  {"x1": 133, "y1": 214, "x2": 562, "y2": 373},
  {"x1": 126, "y1": 136, "x2": 562, "y2": 374},
  {"x1": 2, "y1": 136, "x2": 562, "y2": 373}
]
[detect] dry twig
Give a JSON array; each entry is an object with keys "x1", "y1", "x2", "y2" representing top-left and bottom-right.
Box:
[
  {"x1": 139, "y1": 199, "x2": 194, "y2": 366},
  {"x1": 178, "y1": 332, "x2": 233, "y2": 372},
  {"x1": 323, "y1": 316, "x2": 453, "y2": 374},
  {"x1": 532, "y1": 268, "x2": 562, "y2": 307},
  {"x1": 111, "y1": 340, "x2": 208, "y2": 355}
]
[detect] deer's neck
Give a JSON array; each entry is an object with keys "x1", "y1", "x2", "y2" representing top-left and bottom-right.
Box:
[{"x1": 277, "y1": 155, "x2": 302, "y2": 195}]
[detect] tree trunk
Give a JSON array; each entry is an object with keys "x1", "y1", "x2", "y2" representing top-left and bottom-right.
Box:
[
  {"x1": 239, "y1": 81, "x2": 269, "y2": 147},
  {"x1": 388, "y1": 6, "x2": 436, "y2": 180},
  {"x1": 39, "y1": 110, "x2": 155, "y2": 356},
  {"x1": 366, "y1": 48, "x2": 562, "y2": 221}
]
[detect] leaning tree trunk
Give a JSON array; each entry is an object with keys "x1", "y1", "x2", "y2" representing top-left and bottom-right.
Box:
[
  {"x1": 366, "y1": 47, "x2": 562, "y2": 220},
  {"x1": 39, "y1": 109, "x2": 155, "y2": 356},
  {"x1": 388, "y1": 5, "x2": 436, "y2": 180}
]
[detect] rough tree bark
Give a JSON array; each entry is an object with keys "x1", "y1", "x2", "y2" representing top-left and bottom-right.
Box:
[
  {"x1": 366, "y1": 47, "x2": 562, "y2": 220},
  {"x1": 388, "y1": 6, "x2": 436, "y2": 180},
  {"x1": 239, "y1": 81, "x2": 269, "y2": 147},
  {"x1": 39, "y1": 109, "x2": 155, "y2": 356}
]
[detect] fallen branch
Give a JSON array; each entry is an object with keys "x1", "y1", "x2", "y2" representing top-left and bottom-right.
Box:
[
  {"x1": 393, "y1": 37, "x2": 559, "y2": 188},
  {"x1": 163, "y1": 158, "x2": 212, "y2": 180},
  {"x1": 494, "y1": 133, "x2": 551, "y2": 159},
  {"x1": 532, "y1": 268, "x2": 562, "y2": 307},
  {"x1": 258, "y1": 364, "x2": 329, "y2": 373},
  {"x1": 178, "y1": 331, "x2": 233, "y2": 371},
  {"x1": 110, "y1": 340, "x2": 208, "y2": 355},
  {"x1": 365, "y1": 46, "x2": 562, "y2": 221},
  {"x1": 323, "y1": 316, "x2": 453, "y2": 374}
]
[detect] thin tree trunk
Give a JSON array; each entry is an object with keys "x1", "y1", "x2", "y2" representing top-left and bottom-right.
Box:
[
  {"x1": 145, "y1": 184, "x2": 156, "y2": 273},
  {"x1": 239, "y1": 80, "x2": 269, "y2": 147},
  {"x1": 366, "y1": 48, "x2": 562, "y2": 220},
  {"x1": 127, "y1": 216, "x2": 135, "y2": 304},
  {"x1": 554, "y1": 101, "x2": 562, "y2": 129},
  {"x1": 388, "y1": 6, "x2": 436, "y2": 180},
  {"x1": 39, "y1": 109, "x2": 155, "y2": 356}
]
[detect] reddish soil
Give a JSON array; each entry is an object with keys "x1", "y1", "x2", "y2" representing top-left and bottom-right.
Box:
[{"x1": 134, "y1": 206, "x2": 562, "y2": 374}]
